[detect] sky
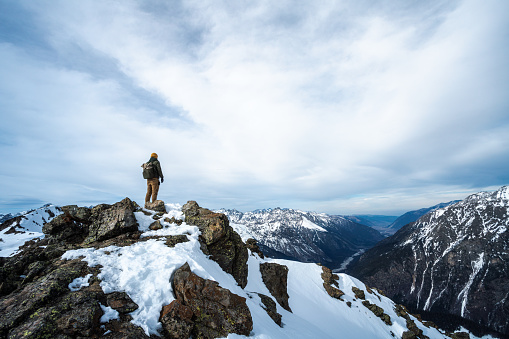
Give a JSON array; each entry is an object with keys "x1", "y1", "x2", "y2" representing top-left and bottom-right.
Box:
[{"x1": 0, "y1": 0, "x2": 508, "y2": 216}]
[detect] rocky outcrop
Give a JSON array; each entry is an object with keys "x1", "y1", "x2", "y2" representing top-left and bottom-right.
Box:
[
  {"x1": 246, "y1": 238, "x2": 264, "y2": 258},
  {"x1": 145, "y1": 200, "x2": 166, "y2": 213},
  {"x1": 256, "y1": 293, "x2": 282, "y2": 326},
  {"x1": 42, "y1": 197, "x2": 139, "y2": 245},
  {"x1": 182, "y1": 201, "x2": 248, "y2": 288},
  {"x1": 348, "y1": 186, "x2": 509, "y2": 336},
  {"x1": 259, "y1": 262, "x2": 292, "y2": 312},
  {"x1": 0, "y1": 198, "x2": 183, "y2": 338},
  {"x1": 160, "y1": 263, "x2": 253, "y2": 338},
  {"x1": 361, "y1": 300, "x2": 392, "y2": 326},
  {"x1": 321, "y1": 265, "x2": 345, "y2": 300},
  {"x1": 0, "y1": 255, "x2": 148, "y2": 338},
  {"x1": 352, "y1": 286, "x2": 365, "y2": 300}
]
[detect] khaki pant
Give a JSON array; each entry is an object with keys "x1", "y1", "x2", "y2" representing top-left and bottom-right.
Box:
[{"x1": 145, "y1": 178, "x2": 159, "y2": 203}]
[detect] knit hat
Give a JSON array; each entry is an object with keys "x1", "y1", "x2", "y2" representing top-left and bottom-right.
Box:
[{"x1": 151, "y1": 153, "x2": 158, "y2": 158}]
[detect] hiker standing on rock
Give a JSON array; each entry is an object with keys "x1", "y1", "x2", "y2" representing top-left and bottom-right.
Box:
[{"x1": 142, "y1": 153, "x2": 164, "y2": 208}]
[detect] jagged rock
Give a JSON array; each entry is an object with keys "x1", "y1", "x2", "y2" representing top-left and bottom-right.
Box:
[
  {"x1": 42, "y1": 197, "x2": 139, "y2": 246},
  {"x1": 0, "y1": 259, "x2": 99, "y2": 338},
  {"x1": 450, "y1": 332, "x2": 470, "y2": 339},
  {"x1": 42, "y1": 206, "x2": 91, "y2": 243},
  {"x1": 164, "y1": 216, "x2": 183, "y2": 226},
  {"x1": 182, "y1": 201, "x2": 248, "y2": 288},
  {"x1": 102, "y1": 320, "x2": 151, "y2": 339},
  {"x1": 256, "y1": 293, "x2": 282, "y2": 326},
  {"x1": 406, "y1": 318, "x2": 425, "y2": 338},
  {"x1": 149, "y1": 220, "x2": 163, "y2": 230},
  {"x1": 160, "y1": 263, "x2": 253, "y2": 338},
  {"x1": 260, "y1": 262, "x2": 292, "y2": 312},
  {"x1": 182, "y1": 201, "x2": 229, "y2": 244},
  {"x1": 362, "y1": 300, "x2": 392, "y2": 325},
  {"x1": 160, "y1": 301, "x2": 193, "y2": 339},
  {"x1": 164, "y1": 235, "x2": 189, "y2": 247},
  {"x1": 246, "y1": 238, "x2": 264, "y2": 258},
  {"x1": 402, "y1": 331, "x2": 417, "y2": 339},
  {"x1": 84, "y1": 198, "x2": 139, "y2": 244},
  {"x1": 321, "y1": 266, "x2": 344, "y2": 300},
  {"x1": 352, "y1": 286, "x2": 365, "y2": 300},
  {"x1": 106, "y1": 292, "x2": 139, "y2": 314},
  {"x1": 144, "y1": 200, "x2": 166, "y2": 213}
]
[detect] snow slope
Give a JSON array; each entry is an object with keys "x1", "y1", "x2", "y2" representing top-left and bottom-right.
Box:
[{"x1": 0, "y1": 204, "x2": 61, "y2": 257}]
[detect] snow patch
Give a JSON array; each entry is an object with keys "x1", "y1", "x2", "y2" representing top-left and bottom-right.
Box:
[
  {"x1": 301, "y1": 217, "x2": 327, "y2": 232},
  {"x1": 68, "y1": 274, "x2": 92, "y2": 291}
]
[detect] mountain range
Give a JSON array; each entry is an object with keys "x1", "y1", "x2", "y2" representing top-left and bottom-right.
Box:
[
  {"x1": 217, "y1": 207, "x2": 384, "y2": 270},
  {"x1": 387, "y1": 201, "x2": 461, "y2": 231},
  {"x1": 348, "y1": 186, "x2": 509, "y2": 337}
]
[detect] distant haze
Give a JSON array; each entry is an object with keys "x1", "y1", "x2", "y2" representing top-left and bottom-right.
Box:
[{"x1": 1, "y1": 1, "x2": 508, "y2": 215}]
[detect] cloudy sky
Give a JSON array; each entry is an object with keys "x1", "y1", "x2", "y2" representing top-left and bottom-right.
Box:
[{"x1": 1, "y1": 0, "x2": 508, "y2": 216}]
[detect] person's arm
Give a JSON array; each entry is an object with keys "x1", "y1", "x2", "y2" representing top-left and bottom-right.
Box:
[{"x1": 156, "y1": 161, "x2": 164, "y2": 181}]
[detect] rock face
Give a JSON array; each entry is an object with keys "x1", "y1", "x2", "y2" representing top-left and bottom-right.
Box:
[
  {"x1": 348, "y1": 186, "x2": 509, "y2": 336},
  {"x1": 256, "y1": 293, "x2": 282, "y2": 326},
  {"x1": 0, "y1": 198, "x2": 163, "y2": 338},
  {"x1": 321, "y1": 265, "x2": 345, "y2": 300},
  {"x1": 246, "y1": 238, "x2": 264, "y2": 258},
  {"x1": 160, "y1": 263, "x2": 253, "y2": 338},
  {"x1": 0, "y1": 255, "x2": 116, "y2": 338},
  {"x1": 182, "y1": 201, "x2": 249, "y2": 288},
  {"x1": 218, "y1": 207, "x2": 384, "y2": 269},
  {"x1": 42, "y1": 197, "x2": 139, "y2": 245},
  {"x1": 259, "y1": 262, "x2": 292, "y2": 312}
]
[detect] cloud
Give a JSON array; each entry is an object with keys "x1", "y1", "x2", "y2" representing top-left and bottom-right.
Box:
[{"x1": 0, "y1": 0, "x2": 508, "y2": 214}]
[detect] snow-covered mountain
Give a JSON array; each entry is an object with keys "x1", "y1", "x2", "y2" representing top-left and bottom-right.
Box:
[
  {"x1": 348, "y1": 186, "x2": 509, "y2": 336},
  {"x1": 217, "y1": 207, "x2": 384, "y2": 270},
  {"x1": 0, "y1": 199, "x2": 491, "y2": 338},
  {"x1": 0, "y1": 203, "x2": 61, "y2": 257},
  {"x1": 387, "y1": 200, "x2": 461, "y2": 231}
]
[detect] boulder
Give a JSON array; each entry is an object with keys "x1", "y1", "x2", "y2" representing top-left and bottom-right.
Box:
[
  {"x1": 106, "y1": 292, "x2": 139, "y2": 314},
  {"x1": 149, "y1": 220, "x2": 163, "y2": 231},
  {"x1": 160, "y1": 263, "x2": 253, "y2": 338},
  {"x1": 259, "y1": 262, "x2": 292, "y2": 312},
  {"x1": 144, "y1": 200, "x2": 166, "y2": 213},
  {"x1": 246, "y1": 238, "x2": 264, "y2": 258},
  {"x1": 84, "y1": 198, "x2": 139, "y2": 244},
  {"x1": 182, "y1": 201, "x2": 248, "y2": 288}
]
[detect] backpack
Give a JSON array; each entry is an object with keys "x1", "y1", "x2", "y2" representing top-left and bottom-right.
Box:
[{"x1": 141, "y1": 162, "x2": 157, "y2": 179}]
